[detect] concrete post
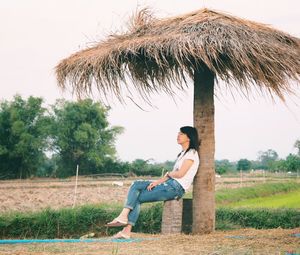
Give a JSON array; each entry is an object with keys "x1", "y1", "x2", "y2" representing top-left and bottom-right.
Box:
[{"x1": 161, "y1": 199, "x2": 183, "y2": 234}]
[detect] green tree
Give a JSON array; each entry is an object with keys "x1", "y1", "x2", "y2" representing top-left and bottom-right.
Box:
[
  {"x1": 129, "y1": 159, "x2": 163, "y2": 176},
  {"x1": 237, "y1": 159, "x2": 251, "y2": 171},
  {"x1": 51, "y1": 99, "x2": 123, "y2": 177},
  {"x1": 101, "y1": 158, "x2": 131, "y2": 175},
  {"x1": 257, "y1": 149, "x2": 279, "y2": 170},
  {"x1": 267, "y1": 159, "x2": 286, "y2": 172},
  {"x1": 215, "y1": 159, "x2": 236, "y2": 175},
  {"x1": 282, "y1": 154, "x2": 300, "y2": 172},
  {"x1": 294, "y1": 140, "x2": 300, "y2": 156},
  {"x1": 0, "y1": 95, "x2": 50, "y2": 179}
]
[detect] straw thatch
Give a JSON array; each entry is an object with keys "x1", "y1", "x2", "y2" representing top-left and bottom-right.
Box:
[{"x1": 56, "y1": 8, "x2": 300, "y2": 102}]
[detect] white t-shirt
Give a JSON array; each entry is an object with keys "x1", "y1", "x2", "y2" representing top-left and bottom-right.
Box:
[{"x1": 172, "y1": 149, "x2": 200, "y2": 191}]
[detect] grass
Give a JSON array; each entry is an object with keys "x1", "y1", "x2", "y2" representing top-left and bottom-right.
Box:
[
  {"x1": 216, "y1": 182, "x2": 300, "y2": 205},
  {"x1": 183, "y1": 181, "x2": 300, "y2": 206},
  {"x1": 227, "y1": 189, "x2": 300, "y2": 209}
]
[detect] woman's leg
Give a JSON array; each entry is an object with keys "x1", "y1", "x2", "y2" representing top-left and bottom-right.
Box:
[
  {"x1": 112, "y1": 180, "x2": 180, "y2": 238},
  {"x1": 124, "y1": 180, "x2": 152, "y2": 210},
  {"x1": 127, "y1": 181, "x2": 179, "y2": 227},
  {"x1": 107, "y1": 180, "x2": 151, "y2": 225}
]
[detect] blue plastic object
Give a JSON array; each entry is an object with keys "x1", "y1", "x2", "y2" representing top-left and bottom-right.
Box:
[{"x1": 0, "y1": 238, "x2": 151, "y2": 244}]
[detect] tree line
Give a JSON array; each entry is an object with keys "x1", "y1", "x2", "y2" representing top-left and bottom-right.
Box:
[
  {"x1": 0, "y1": 95, "x2": 299, "y2": 179},
  {"x1": 0, "y1": 96, "x2": 123, "y2": 179}
]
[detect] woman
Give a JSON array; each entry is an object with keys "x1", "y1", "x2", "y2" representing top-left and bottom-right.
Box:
[{"x1": 106, "y1": 126, "x2": 200, "y2": 239}]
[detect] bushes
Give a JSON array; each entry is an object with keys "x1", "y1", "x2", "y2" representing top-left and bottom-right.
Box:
[
  {"x1": 216, "y1": 207, "x2": 300, "y2": 230},
  {"x1": 0, "y1": 204, "x2": 122, "y2": 239},
  {"x1": 0, "y1": 203, "x2": 299, "y2": 239}
]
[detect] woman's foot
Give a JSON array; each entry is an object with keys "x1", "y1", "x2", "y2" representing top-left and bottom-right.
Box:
[
  {"x1": 105, "y1": 217, "x2": 128, "y2": 227},
  {"x1": 112, "y1": 231, "x2": 130, "y2": 239}
]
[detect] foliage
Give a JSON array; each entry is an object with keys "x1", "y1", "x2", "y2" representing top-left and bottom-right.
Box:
[
  {"x1": 216, "y1": 208, "x2": 300, "y2": 230},
  {"x1": 0, "y1": 204, "x2": 121, "y2": 239},
  {"x1": 215, "y1": 159, "x2": 236, "y2": 174},
  {"x1": 0, "y1": 95, "x2": 50, "y2": 179},
  {"x1": 50, "y1": 99, "x2": 123, "y2": 177},
  {"x1": 36, "y1": 155, "x2": 59, "y2": 177},
  {"x1": 257, "y1": 149, "x2": 279, "y2": 169},
  {"x1": 130, "y1": 159, "x2": 163, "y2": 176},
  {"x1": 250, "y1": 148, "x2": 300, "y2": 172},
  {"x1": 281, "y1": 154, "x2": 300, "y2": 172},
  {"x1": 100, "y1": 158, "x2": 131, "y2": 175},
  {"x1": 237, "y1": 158, "x2": 251, "y2": 171},
  {"x1": 134, "y1": 203, "x2": 163, "y2": 233},
  {"x1": 131, "y1": 159, "x2": 175, "y2": 177},
  {"x1": 294, "y1": 139, "x2": 300, "y2": 156}
]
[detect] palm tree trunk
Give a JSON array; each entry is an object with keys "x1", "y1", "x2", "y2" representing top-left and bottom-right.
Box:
[{"x1": 192, "y1": 65, "x2": 215, "y2": 234}]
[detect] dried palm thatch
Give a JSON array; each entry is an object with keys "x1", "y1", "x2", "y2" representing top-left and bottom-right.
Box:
[{"x1": 56, "y1": 8, "x2": 300, "y2": 102}]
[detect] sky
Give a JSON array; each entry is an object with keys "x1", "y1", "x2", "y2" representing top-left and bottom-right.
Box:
[{"x1": 1, "y1": 0, "x2": 300, "y2": 163}]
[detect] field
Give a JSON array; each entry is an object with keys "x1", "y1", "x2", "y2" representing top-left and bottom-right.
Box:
[
  {"x1": 1, "y1": 174, "x2": 298, "y2": 213},
  {"x1": 0, "y1": 175, "x2": 299, "y2": 254},
  {"x1": 227, "y1": 189, "x2": 300, "y2": 208}
]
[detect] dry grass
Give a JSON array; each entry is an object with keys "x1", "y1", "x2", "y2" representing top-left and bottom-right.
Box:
[
  {"x1": 0, "y1": 228, "x2": 299, "y2": 255},
  {"x1": 56, "y1": 8, "x2": 300, "y2": 103}
]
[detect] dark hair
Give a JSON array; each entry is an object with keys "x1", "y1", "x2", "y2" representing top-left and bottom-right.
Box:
[{"x1": 179, "y1": 126, "x2": 199, "y2": 155}]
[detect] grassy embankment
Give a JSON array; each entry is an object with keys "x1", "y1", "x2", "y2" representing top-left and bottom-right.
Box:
[
  {"x1": 216, "y1": 181, "x2": 300, "y2": 208},
  {"x1": 183, "y1": 181, "x2": 300, "y2": 208},
  {"x1": 0, "y1": 182, "x2": 299, "y2": 239}
]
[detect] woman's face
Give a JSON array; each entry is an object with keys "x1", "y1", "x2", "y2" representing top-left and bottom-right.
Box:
[{"x1": 177, "y1": 131, "x2": 190, "y2": 145}]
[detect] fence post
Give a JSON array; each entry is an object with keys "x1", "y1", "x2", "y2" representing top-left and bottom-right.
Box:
[{"x1": 72, "y1": 165, "x2": 79, "y2": 208}]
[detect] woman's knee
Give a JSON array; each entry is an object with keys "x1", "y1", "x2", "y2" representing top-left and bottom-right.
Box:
[{"x1": 130, "y1": 180, "x2": 150, "y2": 189}]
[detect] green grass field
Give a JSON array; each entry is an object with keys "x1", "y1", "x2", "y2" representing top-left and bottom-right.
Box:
[
  {"x1": 226, "y1": 189, "x2": 300, "y2": 209},
  {"x1": 184, "y1": 181, "x2": 300, "y2": 208}
]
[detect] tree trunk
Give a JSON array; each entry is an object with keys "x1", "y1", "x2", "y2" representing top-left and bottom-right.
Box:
[{"x1": 192, "y1": 65, "x2": 215, "y2": 234}]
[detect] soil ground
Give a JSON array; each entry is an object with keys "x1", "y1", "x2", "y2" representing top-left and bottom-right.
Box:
[
  {"x1": 0, "y1": 228, "x2": 299, "y2": 255},
  {"x1": 0, "y1": 176, "x2": 293, "y2": 213}
]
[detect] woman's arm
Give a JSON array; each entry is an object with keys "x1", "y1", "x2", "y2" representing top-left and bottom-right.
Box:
[
  {"x1": 147, "y1": 175, "x2": 169, "y2": 191},
  {"x1": 147, "y1": 159, "x2": 194, "y2": 190},
  {"x1": 168, "y1": 159, "x2": 194, "y2": 179}
]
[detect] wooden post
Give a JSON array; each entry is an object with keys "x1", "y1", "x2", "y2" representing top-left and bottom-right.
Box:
[{"x1": 72, "y1": 164, "x2": 79, "y2": 208}]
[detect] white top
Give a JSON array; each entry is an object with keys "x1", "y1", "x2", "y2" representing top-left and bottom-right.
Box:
[{"x1": 172, "y1": 149, "x2": 200, "y2": 191}]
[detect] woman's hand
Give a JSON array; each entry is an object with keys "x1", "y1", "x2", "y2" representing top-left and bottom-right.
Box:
[{"x1": 147, "y1": 181, "x2": 159, "y2": 191}]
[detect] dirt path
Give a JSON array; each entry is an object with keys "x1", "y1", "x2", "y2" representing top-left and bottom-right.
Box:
[{"x1": 0, "y1": 228, "x2": 299, "y2": 255}]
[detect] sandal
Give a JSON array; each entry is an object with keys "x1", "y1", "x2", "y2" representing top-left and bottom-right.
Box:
[
  {"x1": 105, "y1": 217, "x2": 128, "y2": 227},
  {"x1": 112, "y1": 231, "x2": 130, "y2": 239}
]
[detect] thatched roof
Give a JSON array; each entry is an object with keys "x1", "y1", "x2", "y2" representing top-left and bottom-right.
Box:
[{"x1": 56, "y1": 8, "x2": 300, "y2": 102}]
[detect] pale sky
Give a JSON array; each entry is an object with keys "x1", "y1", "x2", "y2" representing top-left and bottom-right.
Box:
[{"x1": 1, "y1": 0, "x2": 300, "y2": 163}]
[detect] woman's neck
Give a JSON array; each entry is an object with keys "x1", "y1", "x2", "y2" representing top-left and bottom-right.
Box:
[{"x1": 181, "y1": 143, "x2": 189, "y2": 151}]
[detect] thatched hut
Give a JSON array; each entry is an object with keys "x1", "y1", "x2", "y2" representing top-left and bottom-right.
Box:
[{"x1": 56, "y1": 8, "x2": 300, "y2": 234}]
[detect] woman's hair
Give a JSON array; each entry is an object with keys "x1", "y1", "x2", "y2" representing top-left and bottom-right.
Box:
[{"x1": 180, "y1": 126, "x2": 200, "y2": 155}]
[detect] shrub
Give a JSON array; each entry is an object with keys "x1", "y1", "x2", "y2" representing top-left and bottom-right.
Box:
[
  {"x1": 0, "y1": 204, "x2": 299, "y2": 238},
  {"x1": 216, "y1": 207, "x2": 300, "y2": 229}
]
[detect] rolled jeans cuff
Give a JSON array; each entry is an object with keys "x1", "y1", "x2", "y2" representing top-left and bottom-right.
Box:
[
  {"x1": 127, "y1": 221, "x2": 135, "y2": 226},
  {"x1": 124, "y1": 205, "x2": 133, "y2": 210}
]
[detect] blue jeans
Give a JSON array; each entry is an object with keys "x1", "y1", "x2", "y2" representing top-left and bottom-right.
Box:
[{"x1": 124, "y1": 178, "x2": 185, "y2": 226}]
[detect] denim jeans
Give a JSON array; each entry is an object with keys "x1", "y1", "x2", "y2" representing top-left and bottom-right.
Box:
[{"x1": 124, "y1": 178, "x2": 185, "y2": 226}]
